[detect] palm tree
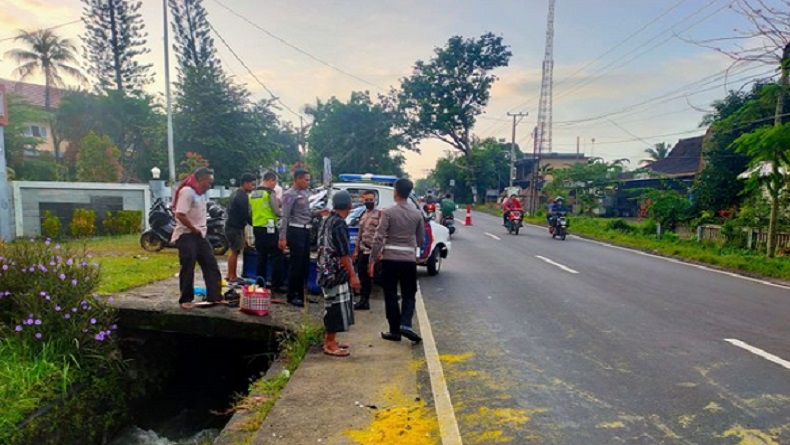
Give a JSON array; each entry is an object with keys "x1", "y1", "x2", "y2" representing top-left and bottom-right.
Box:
[
  {"x1": 4, "y1": 29, "x2": 86, "y2": 111},
  {"x1": 641, "y1": 142, "x2": 671, "y2": 165}
]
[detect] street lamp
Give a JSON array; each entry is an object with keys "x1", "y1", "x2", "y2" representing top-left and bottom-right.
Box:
[{"x1": 151, "y1": 166, "x2": 161, "y2": 180}]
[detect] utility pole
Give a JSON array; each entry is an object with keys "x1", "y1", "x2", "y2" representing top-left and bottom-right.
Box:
[
  {"x1": 530, "y1": 126, "x2": 539, "y2": 217},
  {"x1": 163, "y1": 0, "x2": 176, "y2": 185},
  {"x1": 507, "y1": 112, "x2": 528, "y2": 188}
]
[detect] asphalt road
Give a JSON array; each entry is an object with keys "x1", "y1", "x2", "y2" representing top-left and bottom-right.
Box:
[{"x1": 418, "y1": 210, "x2": 790, "y2": 444}]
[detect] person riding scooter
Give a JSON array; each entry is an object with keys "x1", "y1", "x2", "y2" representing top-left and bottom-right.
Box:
[
  {"x1": 502, "y1": 194, "x2": 524, "y2": 226},
  {"x1": 547, "y1": 196, "x2": 568, "y2": 234}
]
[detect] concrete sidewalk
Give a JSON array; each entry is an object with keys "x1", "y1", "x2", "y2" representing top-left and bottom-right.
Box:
[{"x1": 218, "y1": 290, "x2": 438, "y2": 445}]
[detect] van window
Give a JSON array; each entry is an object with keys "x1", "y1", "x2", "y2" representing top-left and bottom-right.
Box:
[{"x1": 339, "y1": 188, "x2": 379, "y2": 207}]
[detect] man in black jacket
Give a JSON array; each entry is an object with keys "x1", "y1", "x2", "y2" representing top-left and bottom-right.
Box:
[{"x1": 225, "y1": 173, "x2": 256, "y2": 283}]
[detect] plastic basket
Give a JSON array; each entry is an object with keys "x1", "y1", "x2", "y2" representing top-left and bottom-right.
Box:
[{"x1": 241, "y1": 287, "x2": 271, "y2": 316}]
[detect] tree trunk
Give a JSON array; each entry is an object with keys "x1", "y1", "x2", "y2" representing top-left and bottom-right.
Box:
[
  {"x1": 465, "y1": 150, "x2": 477, "y2": 204},
  {"x1": 109, "y1": 0, "x2": 124, "y2": 94}
]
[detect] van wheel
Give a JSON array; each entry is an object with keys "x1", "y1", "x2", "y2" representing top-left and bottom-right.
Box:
[{"x1": 427, "y1": 249, "x2": 442, "y2": 276}]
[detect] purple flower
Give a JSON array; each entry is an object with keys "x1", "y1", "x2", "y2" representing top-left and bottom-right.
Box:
[
  {"x1": 64, "y1": 314, "x2": 71, "y2": 319},
  {"x1": 45, "y1": 296, "x2": 51, "y2": 301},
  {"x1": 71, "y1": 279, "x2": 78, "y2": 286},
  {"x1": 90, "y1": 318, "x2": 96, "y2": 325},
  {"x1": 110, "y1": 324, "x2": 117, "y2": 330},
  {"x1": 35, "y1": 333, "x2": 42, "y2": 339},
  {"x1": 14, "y1": 325, "x2": 22, "y2": 332},
  {"x1": 108, "y1": 297, "x2": 115, "y2": 302},
  {"x1": 34, "y1": 319, "x2": 42, "y2": 325},
  {"x1": 40, "y1": 291, "x2": 46, "y2": 296},
  {"x1": 45, "y1": 238, "x2": 51, "y2": 245},
  {"x1": 39, "y1": 265, "x2": 47, "y2": 272},
  {"x1": 28, "y1": 314, "x2": 33, "y2": 318},
  {"x1": 49, "y1": 261, "x2": 55, "y2": 266},
  {"x1": 95, "y1": 332, "x2": 105, "y2": 341},
  {"x1": 54, "y1": 244, "x2": 61, "y2": 250},
  {"x1": 1, "y1": 265, "x2": 7, "y2": 271},
  {"x1": 82, "y1": 328, "x2": 88, "y2": 333},
  {"x1": 55, "y1": 306, "x2": 61, "y2": 312},
  {"x1": 71, "y1": 308, "x2": 77, "y2": 313},
  {"x1": 59, "y1": 273, "x2": 66, "y2": 281},
  {"x1": 66, "y1": 259, "x2": 73, "y2": 266},
  {"x1": 28, "y1": 266, "x2": 35, "y2": 272}
]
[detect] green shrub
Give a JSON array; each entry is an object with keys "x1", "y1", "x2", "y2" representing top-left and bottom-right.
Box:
[
  {"x1": 69, "y1": 209, "x2": 96, "y2": 238},
  {"x1": 41, "y1": 211, "x2": 62, "y2": 239},
  {"x1": 640, "y1": 219, "x2": 658, "y2": 237},
  {"x1": 662, "y1": 232, "x2": 680, "y2": 243},
  {"x1": 102, "y1": 210, "x2": 142, "y2": 235},
  {"x1": 721, "y1": 220, "x2": 748, "y2": 249},
  {"x1": 606, "y1": 218, "x2": 636, "y2": 234}
]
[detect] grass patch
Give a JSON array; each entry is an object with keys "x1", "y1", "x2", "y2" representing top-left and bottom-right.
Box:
[
  {"x1": 0, "y1": 339, "x2": 77, "y2": 440},
  {"x1": 228, "y1": 321, "x2": 324, "y2": 445},
  {"x1": 64, "y1": 235, "x2": 181, "y2": 294}
]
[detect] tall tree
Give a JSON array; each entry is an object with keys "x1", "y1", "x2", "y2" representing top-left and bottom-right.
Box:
[
  {"x1": 306, "y1": 91, "x2": 410, "y2": 177},
  {"x1": 641, "y1": 142, "x2": 670, "y2": 164},
  {"x1": 82, "y1": 0, "x2": 152, "y2": 94},
  {"x1": 395, "y1": 33, "x2": 512, "y2": 202},
  {"x1": 169, "y1": 0, "x2": 272, "y2": 183},
  {"x1": 693, "y1": 83, "x2": 781, "y2": 213},
  {"x1": 4, "y1": 29, "x2": 86, "y2": 111}
]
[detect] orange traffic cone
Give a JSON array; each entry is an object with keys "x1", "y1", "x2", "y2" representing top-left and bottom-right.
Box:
[{"x1": 464, "y1": 204, "x2": 473, "y2": 226}]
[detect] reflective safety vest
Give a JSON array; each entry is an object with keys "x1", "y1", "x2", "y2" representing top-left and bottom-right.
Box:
[{"x1": 250, "y1": 188, "x2": 278, "y2": 227}]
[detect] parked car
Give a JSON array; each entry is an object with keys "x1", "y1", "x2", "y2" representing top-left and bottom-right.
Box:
[{"x1": 315, "y1": 174, "x2": 451, "y2": 276}]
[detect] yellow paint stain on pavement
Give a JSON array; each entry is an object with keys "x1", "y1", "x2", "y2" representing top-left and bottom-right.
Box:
[
  {"x1": 409, "y1": 359, "x2": 426, "y2": 372},
  {"x1": 704, "y1": 402, "x2": 725, "y2": 413},
  {"x1": 678, "y1": 415, "x2": 696, "y2": 429},
  {"x1": 439, "y1": 352, "x2": 475, "y2": 364},
  {"x1": 461, "y1": 406, "x2": 545, "y2": 444},
  {"x1": 345, "y1": 385, "x2": 438, "y2": 445},
  {"x1": 723, "y1": 425, "x2": 779, "y2": 445},
  {"x1": 743, "y1": 394, "x2": 790, "y2": 411},
  {"x1": 597, "y1": 421, "x2": 625, "y2": 429}
]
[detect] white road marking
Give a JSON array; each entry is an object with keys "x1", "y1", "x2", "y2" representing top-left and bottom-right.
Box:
[
  {"x1": 415, "y1": 283, "x2": 463, "y2": 445},
  {"x1": 484, "y1": 232, "x2": 501, "y2": 241},
  {"x1": 535, "y1": 255, "x2": 580, "y2": 274},
  {"x1": 725, "y1": 338, "x2": 790, "y2": 371}
]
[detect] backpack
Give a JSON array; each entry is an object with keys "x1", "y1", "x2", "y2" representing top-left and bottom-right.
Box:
[{"x1": 316, "y1": 215, "x2": 349, "y2": 288}]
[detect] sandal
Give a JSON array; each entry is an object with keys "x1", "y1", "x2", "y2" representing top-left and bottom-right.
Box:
[
  {"x1": 180, "y1": 302, "x2": 193, "y2": 310},
  {"x1": 323, "y1": 348, "x2": 350, "y2": 357},
  {"x1": 338, "y1": 343, "x2": 350, "y2": 349}
]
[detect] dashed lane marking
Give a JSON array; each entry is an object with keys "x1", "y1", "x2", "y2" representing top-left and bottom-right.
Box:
[
  {"x1": 725, "y1": 338, "x2": 790, "y2": 371},
  {"x1": 535, "y1": 255, "x2": 580, "y2": 274},
  {"x1": 416, "y1": 283, "x2": 464, "y2": 444}
]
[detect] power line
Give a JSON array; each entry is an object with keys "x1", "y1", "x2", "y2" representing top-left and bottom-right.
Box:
[
  {"x1": 206, "y1": 20, "x2": 301, "y2": 118},
  {"x1": 478, "y1": 0, "x2": 726, "y2": 138},
  {"x1": 210, "y1": 0, "x2": 385, "y2": 91},
  {"x1": 0, "y1": 19, "x2": 83, "y2": 43}
]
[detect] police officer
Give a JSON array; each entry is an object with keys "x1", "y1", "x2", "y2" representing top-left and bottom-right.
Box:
[
  {"x1": 250, "y1": 171, "x2": 284, "y2": 291},
  {"x1": 279, "y1": 169, "x2": 312, "y2": 307}
]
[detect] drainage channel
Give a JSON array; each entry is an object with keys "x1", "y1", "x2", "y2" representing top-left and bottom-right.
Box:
[{"x1": 109, "y1": 328, "x2": 276, "y2": 445}]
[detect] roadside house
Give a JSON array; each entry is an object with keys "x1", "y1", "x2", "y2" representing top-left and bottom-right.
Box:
[{"x1": 0, "y1": 78, "x2": 67, "y2": 158}]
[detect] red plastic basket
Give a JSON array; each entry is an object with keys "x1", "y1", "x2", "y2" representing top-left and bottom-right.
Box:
[{"x1": 241, "y1": 287, "x2": 271, "y2": 316}]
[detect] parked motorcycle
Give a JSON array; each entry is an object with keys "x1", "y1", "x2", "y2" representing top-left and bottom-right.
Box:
[
  {"x1": 440, "y1": 214, "x2": 456, "y2": 236},
  {"x1": 140, "y1": 198, "x2": 230, "y2": 255},
  {"x1": 549, "y1": 211, "x2": 569, "y2": 241},
  {"x1": 506, "y1": 210, "x2": 524, "y2": 235}
]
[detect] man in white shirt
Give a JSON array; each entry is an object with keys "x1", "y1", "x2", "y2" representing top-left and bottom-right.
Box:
[{"x1": 172, "y1": 167, "x2": 222, "y2": 309}]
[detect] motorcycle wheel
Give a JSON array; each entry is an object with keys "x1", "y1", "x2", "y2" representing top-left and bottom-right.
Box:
[
  {"x1": 140, "y1": 231, "x2": 165, "y2": 252},
  {"x1": 211, "y1": 234, "x2": 230, "y2": 256},
  {"x1": 560, "y1": 230, "x2": 567, "y2": 241},
  {"x1": 514, "y1": 225, "x2": 520, "y2": 235},
  {"x1": 426, "y1": 249, "x2": 442, "y2": 276}
]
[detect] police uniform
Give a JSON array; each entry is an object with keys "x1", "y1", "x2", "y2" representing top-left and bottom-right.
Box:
[
  {"x1": 250, "y1": 186, "x2": 283, "y2": 289},
  {"x1": 279, "y1": 186, "x2": 312, "y2": 305}
]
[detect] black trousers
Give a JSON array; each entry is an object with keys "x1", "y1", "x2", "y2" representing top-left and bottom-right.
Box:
[
  {"x1": 381, "y1": 260, "x2": 417, "y2": 333},
  {"x1": 176, "y1": 234, "x2": 222, "y2": 303},
  {"x1": 356, "y1": 253, "x2": 373, "y2": 302},
  {"x1": 254, "y1": 227, "x2": 283, "y2": 288},
  {"x1": 286, "y1": 227, "x2": 311, "y2": 301}
]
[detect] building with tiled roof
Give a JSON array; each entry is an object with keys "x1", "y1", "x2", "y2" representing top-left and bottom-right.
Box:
[{"x1": 1, "y1": 78, "x2": 68, "y2": 157}]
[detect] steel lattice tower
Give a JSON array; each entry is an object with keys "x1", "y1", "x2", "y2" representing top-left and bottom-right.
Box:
[{"x1": 536, "y1": 0, "x2": 556, "y2": 154}]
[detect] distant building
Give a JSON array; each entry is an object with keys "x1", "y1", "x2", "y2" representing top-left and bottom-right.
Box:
[
  {"x1": 606, "y1": 136, "x2": 705, "y2": 217},
  {"x1": 513, "y1": 152, "x2": 590, "y2": 190},
  {"x1": 0, "y1": 78, "x2": 67, "y2": 158}
]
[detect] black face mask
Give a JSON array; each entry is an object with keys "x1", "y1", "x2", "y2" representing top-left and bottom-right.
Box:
[{"x1": 364, "y1": 202, "x2": 375, "y2": 210}]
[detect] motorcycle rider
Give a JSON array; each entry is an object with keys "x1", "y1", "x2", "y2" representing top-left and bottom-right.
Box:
[
  {"x1": 502, "y1": 194, "x2": 524, "y2": 226},
  {"x1": 440, "y1": 193, "x2": 457, "y2": 222},
  {"x1": 547, "y1": 196, "x2": 568, "y2": 233}
]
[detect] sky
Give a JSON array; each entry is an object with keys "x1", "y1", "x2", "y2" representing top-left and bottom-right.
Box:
[{"x1": 0, "y1": 0, "x2": 781, "y2": 179}]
